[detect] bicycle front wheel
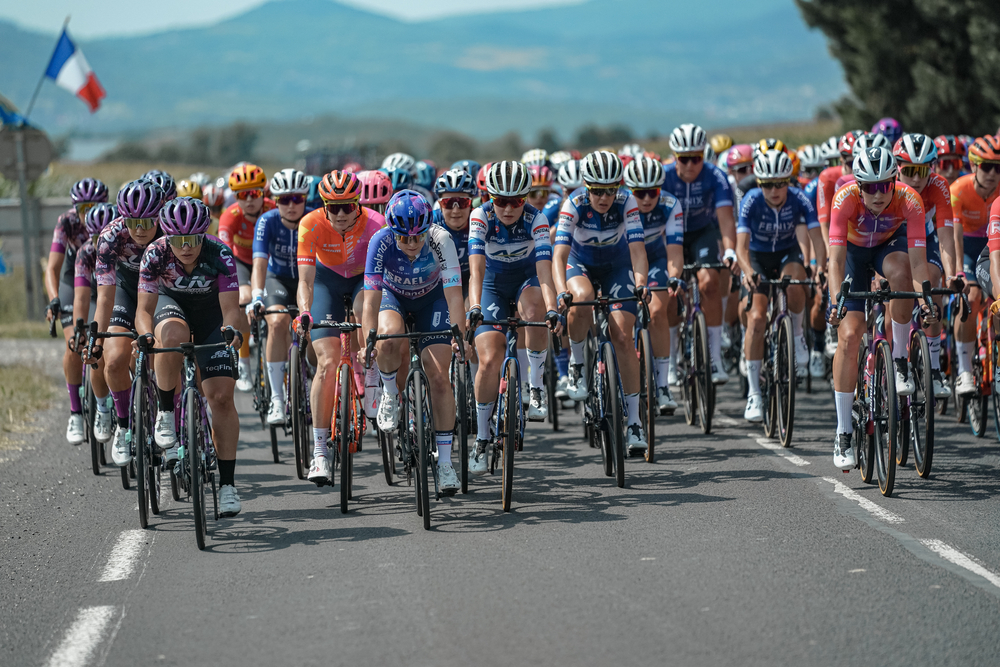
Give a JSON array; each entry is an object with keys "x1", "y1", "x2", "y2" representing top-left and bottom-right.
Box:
[
  {"x1": 289, "y1": 344, "x2": 310, "y2": 480},
  {"x1": 546, "y1": 336, "x2": 559, "y2": 432},
  {"x1": 910, "y1": 330, "x2": 933, "y2": 478},
  {"x1": 454, "y1": 358, "x2": 470, "y2": 493},
  {"x1": 133, "y1": 373, "x2": 150, "y2": 530},
  {"x1": 187, "y1": 389, "x2": 208, "y2": 550},
  {"x1": 638, "y1": 328, "x2": 656, "y2": 463},
  {"x1": 776, "y1": 316, "x2": 796, "y2": 448},
  {"x1": 693, "y1": 311, "x2": 713, "y2": 434},
  {"x1": 339, "y1": 366, "x2": 352, "y2": 514},
  {"x1": 679, "y1": 323, "x2": 696, "y2": 426},
  {"x1": 254, "y1": 322, "x2": 269, "y2": 429},
  {"x1": 84, "y1": 366, "x2": 101, "y2": 476},
  {"x1": 854, "y1": 336, "x2": 874, "y2": 484},
  {"x1": 501, "y1": 358, "x2": 517, "y2": 511},
  {"x1": 412, "y1": 372, "x2": 431, "y2": 530},
  {"x1": 968, "y1": 344, "x2": 987, "y2": 437},
  {"x1": 601, "y1": 342, "x2": 626, "y2": 488},
  {"x1": 873, "y1": 340, "x2": 897, "y2": 497}
]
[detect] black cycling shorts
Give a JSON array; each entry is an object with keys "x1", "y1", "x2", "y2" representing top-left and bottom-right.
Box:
[
  {"x1": 153, "y1": 291, "x2": 235, "y2": 381},
  {"x1": 264, "y1": 272, "x2": 297, "y2": 310}
]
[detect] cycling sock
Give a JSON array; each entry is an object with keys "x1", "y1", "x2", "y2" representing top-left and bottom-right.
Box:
[
  {"x1": 111, "y1": 389, "x2": 130, "y2": 421},
  {"x1": 927, "y1": 335, "x2": 941, "y2": 370},
  {"x1": 239, "y1": 336, "x2": 250, "y2": 359},
  {"x1": 95, "y1": 393, "x2": 110, "y2": 413},
  {"x1": 556, "y1": 348, "x2": 569, "y2": 377},
  {"x1": 812, "y1": 328, "x2": 825, "y2": 352},
  {"x1": 708, "y1": 326, "x2": 723, "y2": 368},
  {"x1": 747, "y1": 360, "x2": 762, "y2": 396},
  {"x1": 517, "y1": 348, "x2": 529, "y2": 382},
  {"x1": 625, "y1": 393, "x2": 640, "y2": 426},
  {"x1": 436, "y1": 431, "x2": 452, "y2": 467},
  {"x1": 379, "y1": 369, "x2": 399, "y2": 397},
  {"x1": 218, "y1": 459, "x2": 235, "y2": 487},
  {"x1": 670, "y1": 326, "x2": 680, "y2": 361},
  {"x1": 655, "y1": 357, "x2": 670, "y2": 387},
  {"x1": 313, "y1": 427, "x2": 330, "y2": 457},
  {"x1": 527, "y1": 349, "x2": 546, "y2": 388},
  {"x1": 476, "y1": 402, "x2": 495, "y2": 441},
  {"x1": 891, "y1": 319, "x2": 910, "y2": 359},
  {"x1": 264, "y1": 362, "x2": 284, "y2": 403},
  {"x1": 835, "y1": 391, "x2": 853, "y2": 434},
  {"x1": 67, "y1": 383, "x2": 82, "y2": 413},
  {"x1": 569, "y1": 339, "x2": 585, "y2": 367},
  {"x1": 956, "y1": 340, "x2": 972, "y2": 375},
  {"x1": 790, "y1": 309, "x2": 804, "y2": 340},
  {"x1": 156, "y1": 385, "x2": 175, "y2": 412}
]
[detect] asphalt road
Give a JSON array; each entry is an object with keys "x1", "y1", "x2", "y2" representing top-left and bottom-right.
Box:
[{"x1": 3, "y1": 368, "x2": 1000, "y2": 667}]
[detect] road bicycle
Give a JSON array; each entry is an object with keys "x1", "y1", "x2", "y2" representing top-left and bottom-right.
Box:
[
  {"x1": 449, "y1": 344, "x2": 474, "y2": 493},
  {"x1": 676, "y1": 262, "x2": 727, "y2": 435},
  {"x1": 85, "y1": 325, "x2": 139, "y2": 490},
  {"x1": 249, "y1": 306, "x2": 280, "y2": 463},
  {"x1": 636, "y1": 282, "x2": 679, "y2": 463},
  {"x1": 71, "y1": 318, "x2": 106, "y2": 476}
]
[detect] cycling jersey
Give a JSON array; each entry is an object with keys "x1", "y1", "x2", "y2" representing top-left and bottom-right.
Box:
[
  {"x1": 637, "y1": 191, "x2": 684, "y2": 249},
  {"x1": 540, "y1": 194, "x2": 561, "y2": 228},
  {"x1": 950, "y1": 173, "x2": 1000, "y2": 237},
  {"x1": 829, "y1": 182, "x2": 925, "y2": 249},
  {"x1": 737, "y1": 186, "x2": 818, "y2": 253},
  {"x1": 661, "y1": 162, "x2": 733, "y2": 234},
  {"x1": 297, "y1": 206, "x2": 385, "y2": 278},
  {"x1": 911, "y1": 173, "x2": 953, "y2": 238},
  {"x1": 364, "y1": 225, "x2": 461, "y2": 299},
  {"x1": 988, "y1": 198, "x2": 1000, "y2": 253},
  {"x1": 802, "y1": 177, "x2": 819, "y2": 210},
  {"x1": 816, "y1": 165, "x2": 847, "y2": 225},
  {"x1": 835, "y1": 174, "x2": 855, "y2": 190},
  {"x1": 50, "y1": 208, "x2": 87, "y2": 258},
  {"x1": 432, "y1": 209, "x2": 470, "y2": 275},
  {"x1": 95, "y1": 219, "x2": 163, "y2": 289},
  {"x1": 73, "y1": 240, "x2": 98, "y2": 290},
  {"x1": 138, "y1": 237, "x2": 239, "y2": 299},
  {"x1": 469, "y1": 201, "x2": 551, "y2": 274},
  {"x1": 252, "y1": 209, "x2": 299, "y2": 280},
  {"x1": 218, "y1": 199, "x2": 276, "y2": 264},
  {"x1": 554, "y1": 188, "x2": 644, "y2": 265}
]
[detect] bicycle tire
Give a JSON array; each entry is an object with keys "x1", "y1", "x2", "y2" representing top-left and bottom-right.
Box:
[
  {"x1": 910, "y1": 330, "x2": 933, "y2": 478},
  {"x1": 546, "y1": 336, "x2": 559, "y2": 432},
  {"x1": 591, "y1": 353, "x2": 613, "y2": 476},
  {"x1": 454, "y1": 358, "x2": 469, "y2": 493},
  {"x1": 873, "y1": 340, "x2": 897, "y2": 497},
  {"x1": 638, "y1": 329, "x2": 656, "y2": 463},
  {"x1": 854, "y1": 335, "x2": 875, "y2": 484},
  {"x1": 187, "y1": 389, "x2": 207, "y2": 550},
  {"x1": 413, "y1": 372, "x2": 431, "y2": 529},
  {"x1": 501, "y1": 358, "x2": 517, "y2": 511},
  {"x1": 269, "y1": 425, "x2": 279, "y2": 464},
  {"x1": 968, "y1": 343, "x2": 987, "y2": 437},
  {"x1": 85, "y1": 366, "x2": 101, "y2": 476},
  {"x1": 602, "y1": 342, "x2": 626, "y2": 488},
  {"x1": 776, "y1": 316, "x2": 795, "y2": 448},
  {"x1": 253, "y1": 321, "x2": 268, "y2": 429},
  {"x1": 693, "y1": 311, "x2": 712, "y2": 434},
  {"x1": 937, "y1": 331, "x2": 950, "y2": 416},
  {"x1": 993, "y1": 340, "x2": 1000, "y2": 444},
  {"x1": 803, "y1": 325, "x2": 813, "y2": 395},
  {"x1": 339, "y1": 365, "x2": 352, "y2": 514},
  {"x1": 583, "y1": 331, "x2": 597, "y2": 439},
  {"x1": 289, "y1": 344, "x2": 309, "y2": 480},
  {"x1": 761, "y1": 329, "x2": 775, "y2": 439},
  {"x1": 170, "y1": 468, "x2": 180, "y2": 501},
  {"x1": 679, "y1": 322, "x2": 696, "y2": 426},
  {"x1": 121, "y1": 459, "x2": 131, "y2": 489},
  {"x1": 133, "y1": 374, "x2": 149, "y2": 530}
]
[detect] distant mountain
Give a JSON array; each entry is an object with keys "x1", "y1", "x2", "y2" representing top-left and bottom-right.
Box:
[{"x1": 0, "y1": 0, "x2": 846, "y2": 139}]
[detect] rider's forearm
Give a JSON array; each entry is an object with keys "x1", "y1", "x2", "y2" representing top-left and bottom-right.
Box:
[
  {"x1": 44, "y1": 252, "x2": 64, "y2": 300},
  {"x1": 954, "y1": 225, "x2": 965, "y2": 271},
  {"x1": 939, "y1": 230, "x2": 957, "y2": 278},
  {"x1": 736, "y1": 234, "x2": 753, "y2": 278},
  {"x1": 220, "y1": 290, "x2": 243, "y2": 335},
  {"x1": 552, "y1": 245, "x2": 569, "y2": 294},
  {"x1": 134, "y1": 292, "x2": 157, "y2": 338},
  {"x1": 362, "y1": 290, "x2": 380, "y2": 340},
  {"x1": 808, "y1": 227, "x2": 826, "y2": 270},
  {"x1": 95, "y1": 285, "x2": 114, "y2": 332},
  {"x1": 251, "y1": 257, "x2": 268, "y2": 294},
  {"x1": 717, "y1": 206, "x2": 737, "y2": 251},
  {"x1": 666, "y1": 244, "x2": 683, "y2": 278},
  {"x1": 990, "y1": 250, "x2": 1000, "y2": 301},
  {"x1": 296, "y1": 273, "x2": 314, "y2": 315},
  {"x1": 909, "y1": 249, "x2": 930, "y2": 289},
  {"x1": 72, "y1": 287, "x2": 90, "y2": 328},
  {"x1": 469, "y1": 256, "x2": 485, "y2": 308},
  {"x1": 628, "y1": 242, "x2": 648, "y2": 288}
]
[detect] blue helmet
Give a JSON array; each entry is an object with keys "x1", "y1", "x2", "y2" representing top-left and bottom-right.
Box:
[
  {"x1": 305, "y1": 174, "x2": 323, "y2": 210},
  {"x1": 434, "y1": 168, "x2": 476, "y2": 197},
  {"x1": 384, "y1": 167, "x2": 413, "y2": 193},
  {"x1": 385, "y1": 190, "x2": 432, "y2": 236},
  {"x1": 414, "y1": 161, "x2": 437, "y2": 190},
  {"x1": 450, "y1": 160, "x2": 481, "y2": 181}
]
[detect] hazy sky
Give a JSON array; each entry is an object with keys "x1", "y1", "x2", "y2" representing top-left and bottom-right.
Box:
[{"x1": 1, "y1": 0, "x2": 585, "y2": 37}]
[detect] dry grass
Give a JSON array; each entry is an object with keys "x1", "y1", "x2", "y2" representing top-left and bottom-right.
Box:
[
  {"x1": 0, "y1": 364, "x2": 55, "y2": 448},
  {"x1": 48, "y1": 160, "x2": 285, "y2": 192},
  {"x1": 648, "y1": 119, "x2": 844, "y2": 155}
]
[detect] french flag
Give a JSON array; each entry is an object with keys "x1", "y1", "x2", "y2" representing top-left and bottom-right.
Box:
[{"x1": 44, "y1": 29, "x2": 105, "y2": 112}]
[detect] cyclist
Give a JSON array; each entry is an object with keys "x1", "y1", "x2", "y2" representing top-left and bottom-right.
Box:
[
  {"x1": 737, "y1": 150, "x2": 825, "y2": 421},
  {"x1": 142, "y1": 171, "x2": 177, "y2": 201},
  {"x1": 978, "y1": 191, "x2": 1000, "y2": 303},
  {"x1": 249, "y1": 168, "x2": 310, "y2": 425},
  {"x1": 467, "y1": 162, "x2": 560, "y2": 472},
  {"x1": 726, "y1": 144, "x2": 755, "y2": 204},
  {"x1": 553, "y1": 150, "x2": 651, "y2": 451},
  {"x1": 382, "y1": 152, "x2": 416, "y2": 176},
  {"x1": 363, "y1": 190, "x2": 466, "y2": 492},
  {"x1": 218, "y1": 163, "x2": 275, "y2": 392},
  {"x1": 661, "y1": 124, "x2": 738, "y2": 386},
  {"x1": 828, "y1": 147, "x2": 931, "y2": 470},
  {"x1": 951, "y1": 135, "x2": 1000, "y2": 396},
  {"x1": 872, "y1": 117, "x2": 903, "y2": 147},
  {"x1": 934, "y1": 135, "x2": 967, "y2": 185},
  {"x1": 358, "y1": 170, "x2": 393, "y2": 215},
  {"x1": 894, "y1": 133, "x2": 959, "y2": 398},
  {"x1": 817, "y1": 131, "x2": 863, "y2": 243},
  {"x1": 526, "y1": 164, "x2": 561, "y2": 227},
  {"x1": 135, "y1": 197, "x2": 245, "y2": 516},
  {"x1": 433, "y1": 168, "x2": 476, "y2": 293},
  {"x1": 296, "y1": 171, "x2": 385, "y2": 484},
  {"x1": 797, "y1": 144, "x2": 829, "y2": 378},
  {"x1": 92, "y1": 180, "x2": 165, "y2": 466},
  {"x1": 45, "y1": 178, "x2": 109, "y2": 444}
]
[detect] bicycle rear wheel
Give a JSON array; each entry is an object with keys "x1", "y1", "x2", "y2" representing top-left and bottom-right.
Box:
[
  {"x1": 693, "y1": 311, "x2": 713, "y2": 434},
  {"x1": 909, "y1": 331, "x2": 933, "y2": 477},
  {"x1": 776, "y1": 316, "x2": 795, "y2": 448},
  {"x1": 761, "y1": 334, "x2": 775, "y2": 439},
  {"x1": 968, "y1": 346, "x2": 987, "y2": 437},
  {"x1": 454, "y1": 358, "x2": 470, "y2": 493},
  {"x1": 289, "y1": 344, "x2": 310, "y2": 480},
  {"x1": 873, "y1": 340, "x2": 897, "y2": 497},
  {"x1": 187, "y1": 389, "x2": 208, "y2": 550},
  {"x1": 412, "y1": 372, "x2": 431, "y2": 529},
  {"x1": 602, "y1": 342, "x2": 626, "y2": 488},
  {"x1": 938, "y1": 331, "x2": 951, "y2": 415},
  {"x1": 501, "y1": 358, "x2": 517, "y2": 511},
  {"x1": 85, "y1": 366, "x2": 101, "y2": 476},
  {"x1": 638, "y1": 329, "x2": 656, "y2": 463},
  {"x1": 339, "y1": 366, "x2": 352, "y2": 514},
  {"x1": 854, "y1": 336, "x2": 875, "y2": 484}
]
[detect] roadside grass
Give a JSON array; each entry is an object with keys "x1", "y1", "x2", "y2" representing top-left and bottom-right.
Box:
[
  {"x1": 647, "y1": 119, "x2": 843, "y2": 155},
  {"x1": 0, "y1": 267, "x2": 58, "y2": 338},
  {"x1": 0, "y1": 365, "x2": 55, "y2": 448}
]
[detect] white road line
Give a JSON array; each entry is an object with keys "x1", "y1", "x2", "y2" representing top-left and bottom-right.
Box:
[
  {"x1": 822, "y1": 477, "x2": 904, "y2": 524},
  {"x1": 45, "y1": 606, "x2": 116, "y2": 667},
  {"x1": 716, "y1": 416, "x2": 740, "y2": 427},
  {"x1": 920, "y1": 539, "x2": 1000, "y2": 590},
  {"x1": 755, "y1": 437, "x2": 810, "y2": 466},
  {"x1": 98, "y1": 530, "x2": 146, "y2": 582}
]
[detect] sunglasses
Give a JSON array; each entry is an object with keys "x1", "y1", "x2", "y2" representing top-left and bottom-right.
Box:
[
  {"x1": 632, "y1": 187, "x2": 660, "y2": 200},
  {"x1": 731, "y1": 164, "x2": 753, "y2": 175},
  {"x1": 760, "y1": 179, "x2": 790, "y2": 190},
  {"x1": 528, "y1": 189, "x2": 550, "y2": 198},
  {"x1": 76, "y1": 202, "x2": 97, "y2": 217},
  {"x1": 167, "y1": 234, "x2": 204, "y2": 249},
  {"x1": 394, "y1": 232, "x2": 427, "y2": 245},
  {"x1": 676, "y1": 155, "x2": 703, "y2": 165},
  {"x1": 236, "y1": 189, "x2": 263, "y2": 201},
  {"x1": 492, "y1": 196, "x2": 526, "y2": 209},
  {"x1": 586, "y1": 186, "x2": 618, "y2": 198},
  {"x1": 440, "y1": 197, "x2": 472, "y2": 210},
  {"x1": 900, "y1": 165, "x2": 931, "y2": 178},
  {"x1": 124, "y1": 217, "x2": 156, "y2": 231},
  {"x1": 276, "y1": 194, "x2": 305, "y2": 206},
  {"x1": 977, "y1": 161, "x2": 1000, "y2": 174},
  {"x1": 324, "y1": 201, "x2": 358, "y2": 215},
  {"x1": 860, "y1": 181, "x2": 894, "y2": 194}
]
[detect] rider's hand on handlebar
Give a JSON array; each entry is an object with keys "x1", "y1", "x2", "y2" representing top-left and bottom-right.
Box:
[
  {"x1": 948, "y1": 273, "x2": 966, "y2": 294},
  {"x1": 722, "y1": 248, "x2": 738, "y2": 272},
  {"x1": 294, "y1": 312, "x2": 312, "y2": 336},
  {"x1": 466, "y1": 306, "x2": 483, "y2": 332},
  {"x1": 545, "y1": 309, "x2": 563, "y2": 336}
]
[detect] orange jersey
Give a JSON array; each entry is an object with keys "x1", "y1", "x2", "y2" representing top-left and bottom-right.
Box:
[
  {"x1": 988, "y1": 197, "x2": 1000, "y2": 253},
  {"x1": 297, "y1": 206, "x2": 386, "y2": 278},
  {"x1": 829, "y1": 182, "x2": 925, "y2": 249},
  {"x1": 816, "y1": 165, "x2": 846, "y2": 225},
  {"x1": 950, "y1": 173, "x2": 999, "y2": 238},
  {"x1": 909, "y1": 172, "x2": 953, "y2": 237},
  {"x1": 218, "y1": 199, "x2": 276, "y2": 264}
]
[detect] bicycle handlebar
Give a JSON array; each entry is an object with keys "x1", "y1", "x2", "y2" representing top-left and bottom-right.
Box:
[
  {"x1": 365, "y1": 324, "x2": 464, "y2": 368},
  {"x1": 835, "y1": 278, "x2": 935, "y2": 321}
]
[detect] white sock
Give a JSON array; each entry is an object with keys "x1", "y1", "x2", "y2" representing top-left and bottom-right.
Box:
[
  {"x1": 436, "y1": 431, "x2": 452, "y2": 467},
  {"x1": 669, "y1": 326, "x2": 680, "y2": 361},
  {"x1": 379, "y1": 369, "x2": 399, "y2": 396},
  {"x1": 927, "y1": 335, "x2": 941, "y2": 370},
  {"x1": 476, "y1": 401, "x2": 495, "y2": 441},
  {"x1": 891, "y1": 319, "x2": 910, "y2": 359},
  {"x1": 365, "y1": 364, "x2": 380, "y2": 388},
  {"x1": 527, "y1": 349, "x2": 546, "y2": 389},
  {"x1": 708, "y1": 325, "x2": 723, "y2": 369},
  {"x1": 790, "y1": 309, "x2": 804, "y2": 339},
  {"x1": 95, "y1": 393, "x2": 110, "y2": 412},
  {"x1": 957, "y1": 340, "x2": 972, "y2": 375},
  {"x1": 313, "y1": 427, "x2": 330, "y2": 457},
  {"x1": 267, "y1": 361, "x2": 286, "y2": 403},
  {"x1": 239, "y1": 358, "x2": 251, "y2": 371},
  {"x1": 569, "y1": 339, "x2": 585, "y2": 366},
  {"x1": 517, "y1": 348, "x2": 529, "y2": 384},
  {"x1": 625, "y1": 392, "x2": 640, "y2": 426},
  {"x1": 747, "y1": 360, "x2": 762, "y2": 396},
  {"x1": 655, "y1": 357, "x2": 670, "y2": 388},
  {"x1": 835, "y1": 391, "x2": 853, "y2": 434}
]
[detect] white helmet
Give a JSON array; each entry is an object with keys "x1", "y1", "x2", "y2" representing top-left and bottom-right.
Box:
[
  {"x1": 668, "y1": 123, "x2": 707, "y2": 154},
  {"x1": 852, "y1": 132, "x2": 892, "y2": 156},
  {"x1": 558, "y1": 160, "x2": 583, "y2": 189},
  {"x1": 269, "y1": 168, "x2": 309, "y2": 196},
  {"x1": 704, "y1": 145, "x2": 717, "y2": 164},
  {"x1": 798, "y1": 145, "x2": 824, "y2": 170},
  {"x1": 549, "y1": 151, "x2": 573, "y2": 169},
  {"x1": 853, "y1": 147, "x2": 898, "y2": 183},
  {"x1": 895, "y1": 133, "x2": 937, "y2": 164},
  {"x1": 624, "y1": 156, "x2": 665, "y2": 188},
  {"x1": 753, "y1": 150, "x2": 794, "y2": 180},
  {"x1": 580, "y1": 150, "x2": 623, "y2": 185},
  {"x1": 717, "y1": 147, "x2": 732, "y2": 173},
  {"x1": 381, "y1": 152, "x2": 416, "y2": 175},
  {"x1": 819, "y1": 136, "x2": 840, "y2": 162},
  {"x1": 520, "y1": 148, "x2": 549, "y2": 168},
  {"x1": 485, "y1": 161, "x2": 532, "y2": 197},
  {"x1": 188, "y1": 172, "x2": 211, "y2": 187},
  {"x1": 618, "y1": 143, "x2": 644, "y2": 159}
]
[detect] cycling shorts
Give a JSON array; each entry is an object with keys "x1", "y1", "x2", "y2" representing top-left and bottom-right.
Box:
[
  {"x1": 741, "y1": 246, "x2": 805, "y2": 298},
  {"x1": 311, "y1": 263, "x2": 363, "y2": 342},
  {"x1": 152, "y1": 291, "x2": 235, "y2": 381},
  {"x1": 379, "y1": 286, "x2": 451, "y2": 351},
  {"x1": 975, "y1": 246, "x2": 992, "y2": 299},
  {"x1": 925, "y1": 230, "x2": 943, "y2": 274},
  {"x1": 842, "y1": 225, "x2": 907, "y2": 313},
  {"x1": 476, "y1": 268, "x2": 540, "y2": 338},
  {"x1": 645, "y1": 242, "x2": 670, "y2": 288},
  {"x1": 263, "y1": 272, "x2": 297, "y2": 311},
  {"x1": 234, "y1": 257, "x2": 252, "y2": 287},
  {"x1": 683, "y1": 225, "x2": 722, "y2": 266},
  {"x1": 57, "y1": 253, "x2": 80, "y2": 326},
  {"x1": 109, "y1": 277, "x2": 139, "y2": 331},
  {"x1": 963, "y1": 236, "x2": 987, "y2": 284},
  {"x1": 566, "y1": 250, "x2": 637, "y2": 316}
]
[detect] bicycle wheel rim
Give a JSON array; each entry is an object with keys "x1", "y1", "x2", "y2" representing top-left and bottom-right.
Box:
[
  {"x1": 603, "y1": 342, "x2": 626, "y2": 488},
  {"x1": 339, "y1": 366, "x2": 351, "y2": 514},
  {"x1": 188, "y1": 389, "x2": 207, "y2": 550},
  {"x1": 854, "y1": 337, "x2": 874, "y2": 484},
  {"x1": 289, "y1": 345, "x2": 306, "y2": 480},
  {"x1": 639, "y1": 330, "x2": 655, "y2": 463},
  {"x1": 456, "y1": 360, "x2": 469, "y2": 493},
  {"x1": 694, "y1": 313, "x2": 712, "y2": 434},
  {"x1": 873, "y1": 341, "x2": 897, "y2": 497},
  {"x1": 502, "y1": 359, "x2": 516, "y2": 511},
  {"x1": 777, "y1": 316, "x2": 795, "y2": 447},
  {"x1": 133, "y1": 373, "x2": 149, "y2": 529},
  {"x1": 413, "y1": 373, "x2": 431, "y2": 529},
  {"x1": 911, "y1": 331, "x2": 932, "y2": 477}
]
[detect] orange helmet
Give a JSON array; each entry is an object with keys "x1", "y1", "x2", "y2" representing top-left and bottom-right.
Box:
[
  {"x1": 787, "y1": 150, "x2": 801, "y2": 180},
  {"x1": 318, "y1": 170, "x2": 362, "y2": 202},
  {"x1": 528, "y1": 165, "x2": 554, "y2": 189},
  {"x1": 968, "y1": 135, "x2": 1000, "y2": 164},
  {"x1": 228, "y1": 164, "x2": 266, "y2": 192}
]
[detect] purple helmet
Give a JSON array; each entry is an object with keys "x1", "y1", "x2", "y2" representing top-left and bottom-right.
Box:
[
  {"x1": 117, "y1": 179, "x2": 165, "y2": 218},
  {"x1": 141, "y1": 171, "x2": 176, "y2": 200},
  {"x1": 384, "y1": 190, "x2": 432, "y2": 236},
  {"x1": 158, "y1": 197, "x2": 212, "y2": 235},
  {"x1": 872, "y1": 117, "x2": 902, "y2": 146},
  {"x1": 70, "y1": 178, "x2": 109, "y2": 204},
  {"x1": 85, "y1": 203, "x2": 118, "y2": 236}
]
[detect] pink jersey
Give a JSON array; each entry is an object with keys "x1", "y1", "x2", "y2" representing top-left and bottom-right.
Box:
[
  {"x1": 830, "y1": 182, "x2": 925, "y2": 249},
  {"x1": 297, "y1": 207, "x2": 386, "y2": 278}
]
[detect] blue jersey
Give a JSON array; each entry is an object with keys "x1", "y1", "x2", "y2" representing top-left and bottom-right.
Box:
[
  {"x1": 555, "y1": 188, "x2": 644, "y2": 266},
  {"x1": 252, "y1": 209, "x2": 298, "y2": 279},
  {"x1": 432, "y1": 209, "x2": 470, "y2": 275},
  {"x1": 803, "y1": 177, "x2": 819, "y2": 211},
  {"x1": 661, "y1": 162, "x2": 734, "y2": 234},
  {"x1": 636, "y1": 190, "x2": 685, "y2": 251},
  {"x1": 540, "y1": 194, "x2": 561, "y2": 229},
  {"x1": 364, "y1": 225, "x2": 461, "y2": 300},
  {"x1": 468, "y1": 201, "x2": 552, "y2": 275},
  {"x1": 737, "y1": 186, "x2": 819, "y2": 253}
]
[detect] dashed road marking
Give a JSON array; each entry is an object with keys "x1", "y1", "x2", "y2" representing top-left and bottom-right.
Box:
[
  {"x1": 822, "y1": 477, "x2": 904, "y2": 524},
  {"x1": 920, "y1": 539, "x2": 1000, "y2": 590},
  {"x1": 45, "y1": 606, "x2": 116, "y2": 667},
  {"x1": 755, "y1": 437, "x2": 810, "y2": 466},
  {"x1": 98, "y1": 530, "x2": 148, "y2": 582}
]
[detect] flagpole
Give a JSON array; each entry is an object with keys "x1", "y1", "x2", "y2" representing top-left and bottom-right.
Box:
[{"x1": 23, "y1": 15, "x2": 71, "y2": 122}]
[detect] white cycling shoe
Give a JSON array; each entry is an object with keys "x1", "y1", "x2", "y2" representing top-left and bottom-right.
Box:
[
  {"x1": 66, "y1": 414, "x2": 85, "y2": 445},
  {"x1": 626, "y1": 424, "x2": 647, "y2": 453},
  {"x1": 218, "y1": 485, "x2": 242, "y2": 517},
  {"x1": 566, "y1": 364, "x2": 588, "y2": 401},
  {"x1": 266, "y1": 397, "x2": 286, "y2": 425},
  {"x1": 376, "y1": 391, "x2": 400, "y2": 432},
  {"x1": 528, "y1": 388, "x2": 547, "y2": 422},
  {"x1": 438, "y1": 463, "x2": 460, "y2": 492},
  {"x1": 809, "y1": 350, "x2": 826, "y2": 379},
  {"x1": 833, "y1": 433, "x2": 855, "y2": 471},
  {"x1": 94, "y1": 408, "x2": 113, "y2": 443},
  {"x1": 657, "y1": 386, "x2": 678, "y2": 410},
  {"x1": 894, "y1": 358, "x2": 914, "y2": 397},
  {"x1": 470, "y1": 439, "x2": 490, "y2": 476},
  {"x1": 931, "y1": 370, "x2": 951, "y2": 399},
  {"x1": 111, "y1": 425, "x2": 132, "y2": 466},
  {"x1": 956, "y1": 371, "x2": 976, "y2": 397},
  {"x1": 154, "y1": 410, "x2": 177, "y2": 449},
  {"x1": 711, "y1": 363, "x2": 728, "y2": 385},
  {"x1": 236, "y1": 362, "x2": 253, "y2": 393},
  {"x1": 744, "y1": 394, "x2": 764, "y2": 423},
  {"x1": 308, "y1": 453, "x2": 332, "y2": 485}
]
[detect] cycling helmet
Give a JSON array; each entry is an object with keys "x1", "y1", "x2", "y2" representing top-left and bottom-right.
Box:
[
  {"x1": 358, "y1": 170, "x2": 393, "y2": 205},
  {"x1": 753, "y1": 150, "x2": 794, "y2": 180},
  {"x1": 819, "y1": 136, "x2": 840, "y2": 162},
  {"x1": 580, "y1": 150, "x2": 623, "y2": 185},
  {"x1": 142, "y1": 172, "x2": 176, "y2": 200},
  {"x1": 726, "y1": 144, "x2": 754, "y2": 169},
  {"x1": 788, "y1": 150, "x2": 801, "y2": 180},
  {"x1": 528, "y1": 164, "x2": 554, "y2": 189},
  {"x1": 798, "y1": 144, "x2": 824, "y2": 170},
  {"x1": 623, "y1": 156, "x2": 665, "y2": 188},
  {"x1": 159, "y1": 197, "x2": 213, "y2": 236},
  {"x1": 434, "y1": 168, "x2": 476, "y2": 197},
  {"x1": 872, "y1": 117, "x2": 902, "y2": 146},
  {"x1": 340, "y1": 162, "x2": 363, "y2": 174},
  {"x1": 477, "y1": 162, "x2": 492, "y2": 194},
  {"x1": 117, "y1": 179, "x2": 165, "y2": 219},
  {"x1": 521, "y1": 148, "x2": 549, "y2": 168},
  {"x1": 709, "y1": 134, "x2": 733, "y2": 155},
  {"x1": 228, "y1": 164, "x2": 266, "y2": 192},
  {"x1": 318, "y1": 170, "x2": 362, "y2": 202},
  {"x1": 381, "y1": 152, "x2": 416, "y2": 175},
  {"x1": 618, "y1": 143, "x2": 644, "y2": 159},
  {"x1": 485, "y1": 161, "x2": 532, "y2": 197},
  {"x1": 384, "y1": 190, "x2": 432, "y2": 236},
  {"x1": 669, "y1": 124, "x2": 707, "y2": 153},
  {"x1": 853, "y1": 147, "x2": 898, "y2": 183},
  {"x1": 85, "y1": 203, "x2": 117, "y2": 236},
  {"x1": 188, "y1": 172, "x2": 211, "y2": 187},
  {"x1": 753, "y1": 138, "x2": 786, "y2": 157},
  {"x1": 176, "y1": 179, "x2": 203, "y2": 200},
  {"x1": 269, "y1": 168, "x2": 309, "y2": 196},
  {"x1": 384, "y1": 167, "x2": 413, "y2": 192},
  {"x1": 619, "y1": 154, "x2": 635, "y2": 173},
  {"x1": 703, "y1": 145, "x2": 717, "y2": 165},
  {"x1": 202, "y1": 183, "x2": 224, "y2": 208},
  {"x1": 853, "y1": 132, "x2": 892, "y2": 156},
  {"x1": 143, "y1": 169, "x2": 170, "y2": 181},
  {"x1": 644, "y1": 150, "x2": 662, "y2": 162},
  {"x1": 933, "y1": 134, "x2": 964, "y2": 157},
  {"x1": 558, "y1": 160, "x2": 583, "y2": 189},
  {"x1": 414, "y1": 161, "x2": 437, "y2": 190},
  {"x1": 892, "y1": 134, "x2": 937, "y2": 165},
  {"x1": 549, "y1": 151, "x2": 573, "y2": 168},
  {"x1": 839, "y1": 130, "x2": 865, "y2": 158},
  {"x1": 70, "y1": 178, "x2": 109, "y2": 204},
  {"x1": 968, "y1": 135, "x2": 1000, "y2": 164},
  {"x1": 451, "y1": 160, "x2": 482, "y2": 181}
]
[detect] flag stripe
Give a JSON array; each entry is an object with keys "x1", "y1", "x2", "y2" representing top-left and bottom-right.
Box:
[
  {"x1": 45, "y1": 31, "x2": 77, "y2": 80},
  {"x1": 77, "y1": 73, "x2": 106, "y2": 112}
]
